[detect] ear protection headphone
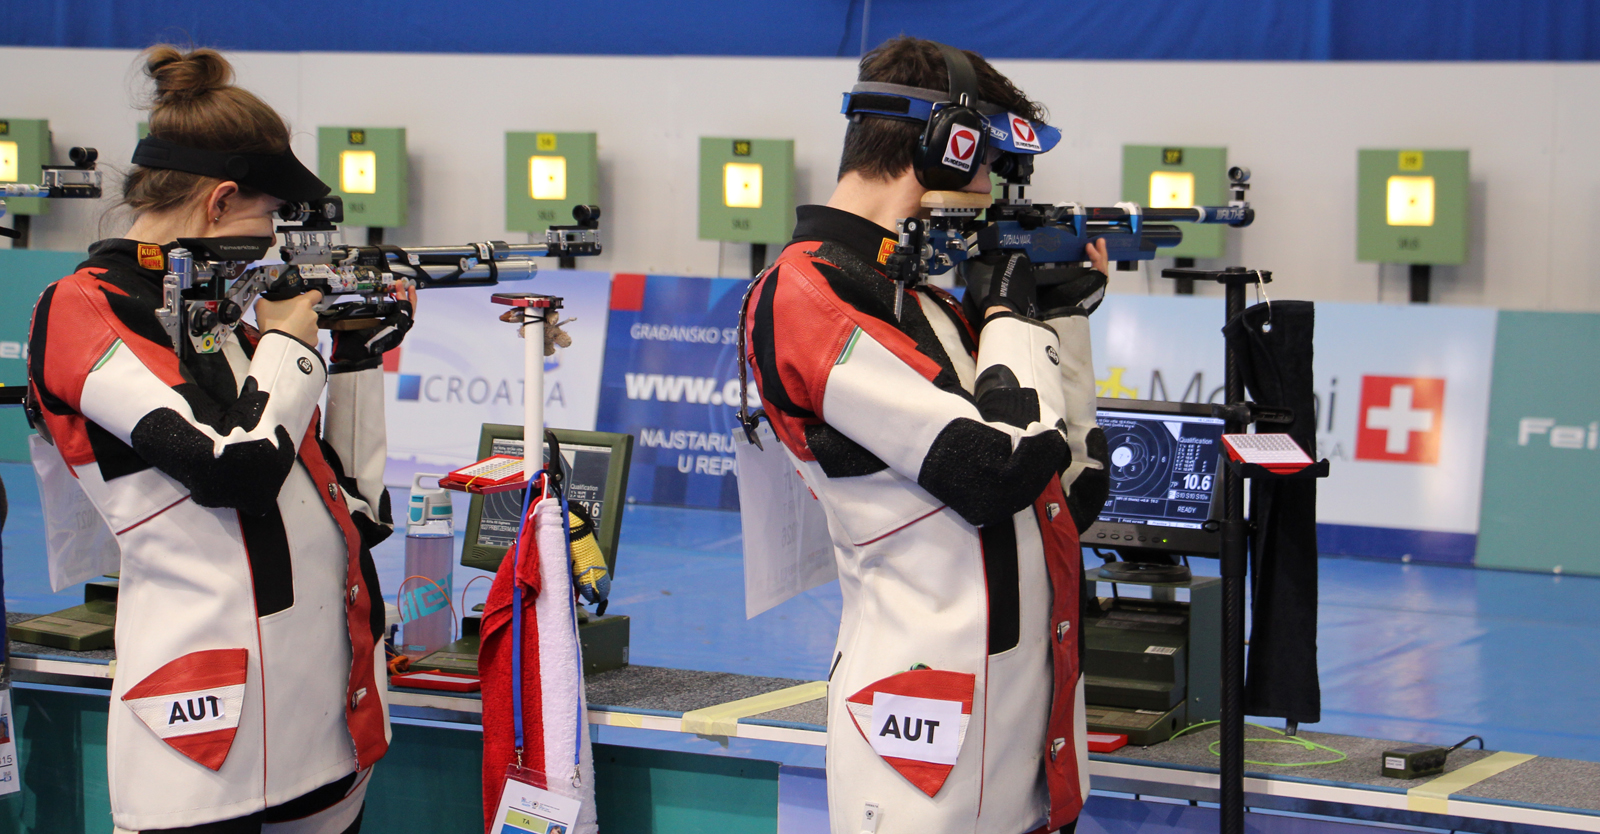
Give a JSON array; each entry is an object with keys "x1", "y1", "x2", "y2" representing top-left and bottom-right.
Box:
[
  {"x1": 909, "y1": 42, "x2": 988, "y2": 190},
  {"x1": 841, "y1": 42, "x2": 1061, "y2": 190}
]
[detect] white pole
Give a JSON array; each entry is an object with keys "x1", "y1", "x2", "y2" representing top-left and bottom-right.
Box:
[{"x1": 525, "y1": 308, "x2": 546, "y2": 482}]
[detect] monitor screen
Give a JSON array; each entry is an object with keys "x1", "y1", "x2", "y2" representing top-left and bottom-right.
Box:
[
  {"x1": 460, "y1": 426, "x2": 633, "y2": 575},
  {"x1": 475, "y1": 437, "x2": 616, "y2": 550},
  {"x1": 1083, "y1": 399, "x2": 1225, "y2": 556}
]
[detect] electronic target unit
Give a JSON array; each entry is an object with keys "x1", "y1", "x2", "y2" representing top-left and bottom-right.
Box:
[
  {"x1": 1122, "y1": 145, "x2": 1229, "y2": 260},
  {"x1": 0, "y1": 118, "x2": 53, "y2": 216},
  {"x1": 318, "y1": 126, "x2": 407, "y2": 229},
  {"x1": 506, "y1": 131, "x2": 598, "y2": 236},
  {"x1": 698, "y1": 137, "x2": 794, "y2": 246},
  {"x1": 1357, "y1": 149, "x2": 1468, "y2": 266}
]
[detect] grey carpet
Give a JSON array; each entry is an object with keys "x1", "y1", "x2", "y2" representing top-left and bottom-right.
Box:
[
  {"x1": 747, "y1": 698, "x2": 827, "y2": 728},
  {"x1": 1106, "y1": 723, "x2": 1600, "y2": 813},
  {"x1": 584, "y1": 664, "x2": 810, "y2": 715}
]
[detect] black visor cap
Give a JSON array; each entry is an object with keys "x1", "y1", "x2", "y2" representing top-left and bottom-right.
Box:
[{"x1": 132, "y1": 136, "x2": 331, "y2": 203}]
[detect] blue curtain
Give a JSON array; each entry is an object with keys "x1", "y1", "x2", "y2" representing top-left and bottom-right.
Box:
[{"x1": 5, "y1": 0, "x2": 1598, "y2": 61}]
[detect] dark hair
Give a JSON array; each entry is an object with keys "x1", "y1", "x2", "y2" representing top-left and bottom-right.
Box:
[
  {"x1": 838, "y1": 37, "x2": 1046, "y2": 182},
  {"x1": 122, "y1": 45, "x2": 290, "y2": 214}
]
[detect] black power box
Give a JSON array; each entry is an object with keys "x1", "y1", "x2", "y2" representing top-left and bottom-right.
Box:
[{"x1": 1381, "y1": 744, "x2": 1451, "y2": 779}]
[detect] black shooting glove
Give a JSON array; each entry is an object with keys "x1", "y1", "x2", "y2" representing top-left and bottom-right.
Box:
[
  {"x1": 1036, "y1": 264, "x2": 1108, "y2": 318},
  {"x1": 959, "y1": 249, "x2": 1038, "y2": 326},
  {"x1": 328, "y1": 300, "x2": 414, "y2": 373}
]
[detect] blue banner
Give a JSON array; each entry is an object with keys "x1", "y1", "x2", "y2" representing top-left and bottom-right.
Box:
[
  {"x1": 596, "y1": 274, "x2": 749, "y2": 510},
  {"x1": 9, "y1": 1, "x2": 1597, "y2": 61}
]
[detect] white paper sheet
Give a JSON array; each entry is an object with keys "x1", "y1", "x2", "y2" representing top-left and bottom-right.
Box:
[
  {"x1": 734, "y1": 423, "x2": 835, "y2": 619},
  {"x1": 29, "y1": 435, "x2": 119, "y2": 592}
]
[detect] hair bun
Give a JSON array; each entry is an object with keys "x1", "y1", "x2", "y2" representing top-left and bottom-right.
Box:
[{"x1": 144, "y1": 45, "x2": 233, "y2": 105}]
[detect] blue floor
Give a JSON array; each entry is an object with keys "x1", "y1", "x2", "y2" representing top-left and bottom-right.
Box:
[{"x1": 5, "y1": 462, "x2": 1598, "y2": 762}]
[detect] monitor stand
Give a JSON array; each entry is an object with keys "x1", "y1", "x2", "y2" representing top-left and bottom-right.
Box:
[{"x1": 1100, "y1": 560, "x2": 1192, "y2": 583}]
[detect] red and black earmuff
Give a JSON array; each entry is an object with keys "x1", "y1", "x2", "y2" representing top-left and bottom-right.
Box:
[{"x1": 910, "y1": 42, "x2": 989, "y2": 191}]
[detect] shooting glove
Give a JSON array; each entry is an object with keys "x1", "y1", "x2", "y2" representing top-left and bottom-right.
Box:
[
  {"x1": 328, "y1": 299, "x2": 414, "y2": 373},
  {"x1": 959, "y1": 250, "x2": 1039, "y2": 327},
  {"x1": 1037, "y1": 265, "x2": 1108, "y2": 318}
]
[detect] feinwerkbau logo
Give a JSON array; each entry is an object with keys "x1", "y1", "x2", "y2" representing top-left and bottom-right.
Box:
[{"x1": 1518, "y1": 417, "x2": 1598, "y2": 450}]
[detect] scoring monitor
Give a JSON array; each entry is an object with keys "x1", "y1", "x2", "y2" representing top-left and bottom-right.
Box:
[
  {"x1": 1083, "y1": 398, "x2": 1226, "y2": 556},
  {"x1": 460, "y1": 425, "x2": 633, "y2": 575}
]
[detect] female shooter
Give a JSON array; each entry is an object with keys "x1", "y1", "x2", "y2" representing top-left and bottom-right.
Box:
[{"x1": 27, "y1": 46, "x2": 412, "y2": 834}]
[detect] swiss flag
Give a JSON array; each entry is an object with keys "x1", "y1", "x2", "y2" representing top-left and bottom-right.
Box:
[
  {"x1": 122, "y1": 649, "x2": 249, "y2": 771},
  {"x1": 846, "y1": 669, "x2": 974, "y2": 797},
  {"x1": 1355, "y1": 375, "x2": 1445, "y2": 464}
]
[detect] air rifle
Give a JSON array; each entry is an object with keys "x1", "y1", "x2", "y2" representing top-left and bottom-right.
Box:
[
  {"x1": 886, "y1": 161, "x2": 1254, "y2": 295},
  {"x1": 155, "y1": 199, "x2": 602, "y2": 355}
]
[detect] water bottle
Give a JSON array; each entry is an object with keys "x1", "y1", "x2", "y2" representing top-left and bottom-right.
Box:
[{"x1": 401, "y1": 473, "x2": 455, "y2": 659}]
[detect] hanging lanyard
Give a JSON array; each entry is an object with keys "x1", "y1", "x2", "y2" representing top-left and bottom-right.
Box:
[
  {"x1": 509, "y1": 474, "x2": 540, "y2": 767},
  {"x1": 508, "y1": 467, "x2": 585, "y2": 779}
]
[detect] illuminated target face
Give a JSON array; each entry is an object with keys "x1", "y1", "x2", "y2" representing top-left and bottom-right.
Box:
[
  {"x1": 0, "y1": 141, "x2": 16, "y2": 182},
  {"x1": 528, "y1": 155, "x2": 567, "y2": 201},
  {"x1": 1149, "y1": 171, "x2": 1195, "y2": 209},
  {"x1": 723, "y1": 162, "x2": 763, "y2": 208},
  {"x1": 1386, "y1": 175, "x2": 1435, "y2": 226},
  {"x1": 1104, "y1": 419, "x2": 1177, "y2": 496},
  {"x1": 340, "y1": 150, "x2": 378, "y2": 194}
]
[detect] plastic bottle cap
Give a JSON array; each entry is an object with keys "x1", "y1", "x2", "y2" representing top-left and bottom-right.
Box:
[{"x1": 408, "y1": 472, "x2": 454, "y2": 535}]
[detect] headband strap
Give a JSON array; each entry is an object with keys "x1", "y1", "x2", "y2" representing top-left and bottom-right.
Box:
[
  {"x1": 132, "y1": 136, "x2": 330, "y2": 202},
  {"x1": 936, "y1": 42, "x2": 979, "y2": 108},
  {"x1": 848, "y1": 82, "x2": 1007, "y2": 116}
]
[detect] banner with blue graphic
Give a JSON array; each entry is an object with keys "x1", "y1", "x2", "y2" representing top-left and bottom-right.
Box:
[
  {"x1": 382, "y1": 270, "x2": 612, "y2": 486},
  {"x1": 596, "y1": 274, "x2": 750, "y2": 510}
]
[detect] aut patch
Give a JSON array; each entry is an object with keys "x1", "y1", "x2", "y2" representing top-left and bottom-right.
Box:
[
  {"x1": 846, "y1": 668, "x2": 974, "y2": 796},
  {"x1": 122, "y1": 648, "x2": 248, "y2": 771}
]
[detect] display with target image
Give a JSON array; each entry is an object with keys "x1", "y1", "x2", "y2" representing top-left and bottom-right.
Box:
[
  {"x1": 476, "y1": 437, "x2": 611, "y2": 550},
  {"x1": 1096, "y1": 407, "x2": 1226, "y2": 529},
  {"x1": 460, "y1": 425, "x2": 633, "y2": 574}
]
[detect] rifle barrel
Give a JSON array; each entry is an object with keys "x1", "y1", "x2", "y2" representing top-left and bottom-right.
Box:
[{"x1": 1082, "y1": 205, "x2": 1252, "y2": 226}]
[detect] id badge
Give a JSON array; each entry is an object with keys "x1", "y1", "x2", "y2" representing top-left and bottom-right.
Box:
[
  {"x1": 0, "y1": 672, "x2": 19, "y2": 796},
  {"x1": 492, "y1": 765, "x2": 580, "y2": 833}
]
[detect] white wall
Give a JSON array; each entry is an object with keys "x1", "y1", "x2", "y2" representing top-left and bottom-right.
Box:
[{"x1": 3, "y1": 47, "x2": 1597, "y2": 311}]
